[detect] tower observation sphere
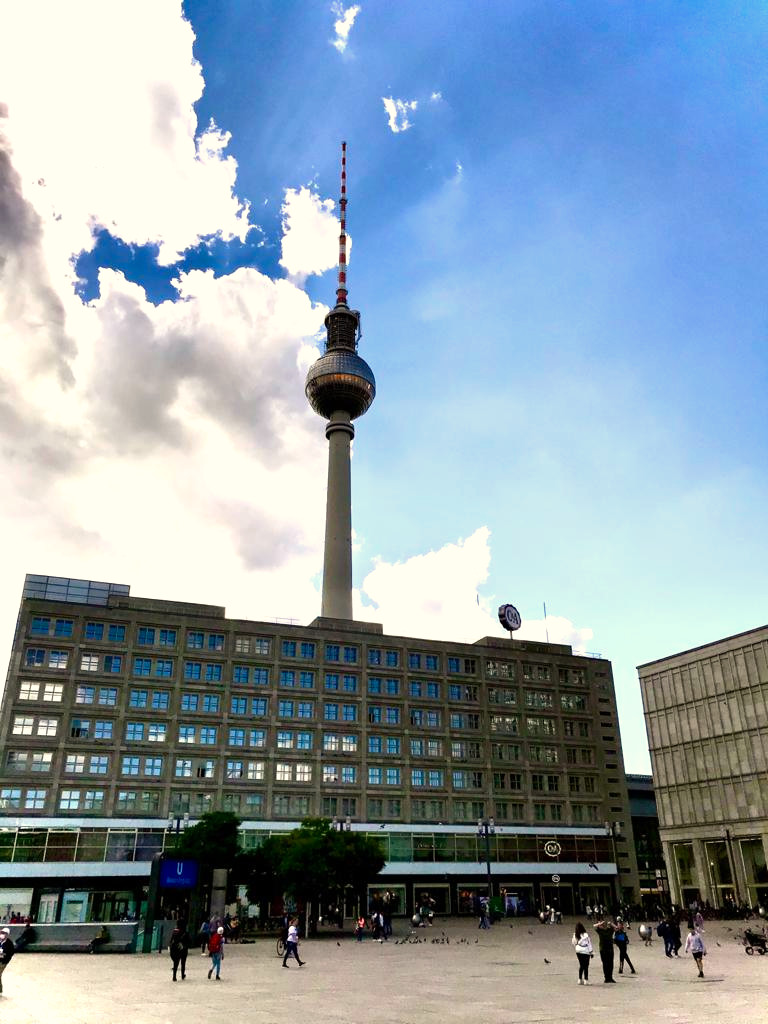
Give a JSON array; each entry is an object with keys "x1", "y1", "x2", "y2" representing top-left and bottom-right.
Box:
[{"x1": 304, "y1": 142, "x2": 375, "y2": 621}]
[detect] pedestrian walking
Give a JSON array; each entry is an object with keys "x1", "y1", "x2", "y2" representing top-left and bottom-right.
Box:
[
  {"x1": 613, "y1": 919, "x2": 636, "y2": 974},
  {"x1": 0, "y1": 928, "x2": 15, "y2": 996},
  {"x1": 668, "y1": 916, "x2": 682, "y2": 957},
  {"x1": 694, "y1": 910, "x2": 704, "y2": 934},
  {"x1": 282, "y1": 917, "x2": 305, "y2": 968},
  {"x1": 169, "y1": 920, "x2": 190, "y2": 982},
  {"x1": 585, "y1": 904, "x2": 593, "y2": 921},
  {"x1": 684, "y1": 925, "x2": 707, "y2": 978},
  {"x1": 594, "y1": 915, "x2": 616, "y2": 983},
  {"x1": 199, "y1": 918, "x2": 211, "y2": 955},
  {"x1": 207, "y1": 925, "x2": 224, "y2": 980},
  {"x1": 478, "y1": 897, "x2": 491, "y2": 929},
  {"x1": 572, "y1": 921, "x2": 593, "y2": 984}
]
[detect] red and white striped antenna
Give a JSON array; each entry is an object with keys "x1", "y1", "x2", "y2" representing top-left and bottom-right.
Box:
[{"x1": 337, "y1": 141, "x2": 348, "y2": 307}]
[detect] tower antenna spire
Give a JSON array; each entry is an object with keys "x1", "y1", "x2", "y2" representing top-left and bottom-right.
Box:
[{"x1": 337, "y1": 140, "x2": 348, "y2": 307}]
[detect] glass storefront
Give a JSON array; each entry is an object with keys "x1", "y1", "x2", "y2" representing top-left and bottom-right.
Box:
[{"x1": 740, "y1": 838, "x2": 768, "y2": 907}]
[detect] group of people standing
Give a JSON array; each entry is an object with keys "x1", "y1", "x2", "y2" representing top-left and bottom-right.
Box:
[{"x1": 572, "y1": 913, "x2": 707, "y2": 984}]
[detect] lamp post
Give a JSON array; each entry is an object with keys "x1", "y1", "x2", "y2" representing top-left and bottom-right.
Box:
[
  {"x1": 477, "y1": 818, "x2": 496, "y2": 899},
  {"x1": 332, "y1": 815, "x2": 352, "y2": 832},
  {"x1": 166, "y1": 812, "x2": 190, "y2": 845},
  {"x1": 605, "y1": 820, "x2": 621, "y2": 909},
  {"x1": 721, "y1": 826, "x2": 742, "y2": 907}
]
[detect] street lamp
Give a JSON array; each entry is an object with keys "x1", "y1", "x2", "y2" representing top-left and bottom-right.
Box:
[
  {"x1": 477, "y1": 818, "x2": 496, "y2": 899},
  {"x1": 605, "y1": 821, "x2": 621, "y2": 908},
  {"x1": 332, "y1": 815, "x2": 352, "y2": 832},
  {"x1": 166, "y1": 812, "x2": 190, "y2": 844}
]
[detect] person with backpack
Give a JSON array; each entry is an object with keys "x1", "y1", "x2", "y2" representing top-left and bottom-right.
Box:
[
  {"x1": 613, "y1": 919, "x2": 636, "y2": 974},
  {"x1": 169, "y1": 920, "x2": 190, "y2": 982},
  {"x1": 207, "y1": 926, "x2": 225, "y2": 980},
  {"x1": 199, "y1": 918, "x2": 211, "y2": 955},
  {"x1": 571, "y1": 921, "x2": 593, "y2": 984},
  {"x1": 684, "y1": 924, "x2": 707, "y2": 978},
  {"x1": 0, "y1": 927, "x2": 15, "y2": 996}
]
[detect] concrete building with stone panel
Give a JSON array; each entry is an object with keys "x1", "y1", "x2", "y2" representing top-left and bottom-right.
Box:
[{"x1": 638, "y1": 625, "x2": 768, "y2": 910}]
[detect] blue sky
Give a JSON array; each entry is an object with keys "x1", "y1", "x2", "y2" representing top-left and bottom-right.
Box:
[{"x1": 2, "y1": 1, "x2": 767, "y2": 773}]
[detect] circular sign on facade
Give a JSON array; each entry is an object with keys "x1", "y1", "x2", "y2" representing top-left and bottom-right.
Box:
[
  {"x1": 498, "y1": 603, "x2": 522, "y2": 632},
  {"x1": 551, "y1": 874, "x2": 561, "y2": 884},
  {"x1": 543, "y1": 840, "x2": 561, "y2": 858}
]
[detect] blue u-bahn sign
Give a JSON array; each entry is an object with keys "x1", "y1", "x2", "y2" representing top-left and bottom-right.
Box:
[{"x1": 160, "y1": 859, "x2": 199, "y2": 889}]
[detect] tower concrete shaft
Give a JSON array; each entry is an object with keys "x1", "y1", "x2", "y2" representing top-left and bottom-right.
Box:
[
  {"x1": 304, "y1": 142, "x2": 375, "y2": 622},
  {"x1": 321, "y1": 412, "x2": 355, "y2": 619}
]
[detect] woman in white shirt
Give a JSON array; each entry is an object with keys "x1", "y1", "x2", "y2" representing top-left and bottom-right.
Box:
[{"x1": 572, "y1": 921, "x2": 594, "y2": 984}]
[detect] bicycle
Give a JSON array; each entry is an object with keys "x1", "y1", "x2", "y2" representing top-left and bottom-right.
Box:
[{"x1": 276, "y1": 936, "x2": 287, "y2": 957}]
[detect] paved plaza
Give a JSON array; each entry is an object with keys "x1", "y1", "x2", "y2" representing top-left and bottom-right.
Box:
[{"x1": 1, "y1": 917, "x2": 767, "y2": 1024}]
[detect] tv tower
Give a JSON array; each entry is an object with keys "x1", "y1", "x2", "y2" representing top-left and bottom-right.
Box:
[{"x1": 305, "y1": 143, "x2": 376, "y2": 620}]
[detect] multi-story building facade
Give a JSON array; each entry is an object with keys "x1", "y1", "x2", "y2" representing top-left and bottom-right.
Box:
[
  {"x1": 625, "y1": 773, "x2": 665, "y2": 911},
  {"x1": 638, "y1": 625, "x2": 768, "y2": 910},
  {"x1": 0, "y1": 574, "x2": 638, "y2": 922}
]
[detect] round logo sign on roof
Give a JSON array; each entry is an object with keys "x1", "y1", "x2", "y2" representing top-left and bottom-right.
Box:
[
  {"x1": 543, "y1": 840, "x2": 561, "y2": 858},
  {"x1": 498, "y1": 604, "x2": 522, "y2": 632},
  {"x1": 551, "y1": 874, "x2": 561, "y2": 884}
]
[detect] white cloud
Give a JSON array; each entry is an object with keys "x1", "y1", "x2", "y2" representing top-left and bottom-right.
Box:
[
  {"x1": 331, "y1": 3, "x2": 361, "y2": 53},
  {"x1": 279, "y1": 186, "x2": 347, "y2": 283},
  {"x1": 354, "y1": 526, "x2": 593, "y2": 651},
  {"x1": 430, "y1": 91, "x2": 443, "y2": 102},
  {"x1": 382, "y1": 96, "x2": 418, "y2": 134}
]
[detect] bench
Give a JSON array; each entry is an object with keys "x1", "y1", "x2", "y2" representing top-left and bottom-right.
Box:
[{"x1": 4, "y1": 922, "x2": 138, "y2": 954}]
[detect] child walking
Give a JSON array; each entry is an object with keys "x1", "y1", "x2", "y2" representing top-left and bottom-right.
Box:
[{"x1": 684, "y1": 925, "x2": 706, "y2": 978}]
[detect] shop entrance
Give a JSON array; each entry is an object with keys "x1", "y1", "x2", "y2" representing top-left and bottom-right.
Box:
[
  {"x1": 540, "y1": 883, "x2": 573, "y2": 916},
  {"x1": 412, "y1": 883, "x2": 450, "y2": 917}
]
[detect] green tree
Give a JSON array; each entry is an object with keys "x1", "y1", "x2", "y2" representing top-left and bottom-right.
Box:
[{"x1": 170, "y1": 811, "x2": 242, "y2": 870}]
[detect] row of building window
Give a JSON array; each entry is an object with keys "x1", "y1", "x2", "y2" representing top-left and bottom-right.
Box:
[{"x1": 0, "y1": 786, "x2": 604, "y2": 825}]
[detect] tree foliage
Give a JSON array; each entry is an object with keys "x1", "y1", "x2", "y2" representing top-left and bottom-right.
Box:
[
  {"x1": 244, "y1": 818, "x2": 386, "y2": 908},
  {"x1": 169, "y1": 811, "x2": 242, "y2": 870}
]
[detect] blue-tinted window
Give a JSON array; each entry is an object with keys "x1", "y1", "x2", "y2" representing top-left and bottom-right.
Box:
[
  {"x1": 342, "y1": 704, "x2": 357, "y2": 722},
  {"x1": 181, "y1": 694, "x2": 199, "y2": 712},
  {"x1": 297, "y1": 731, "x2": 313, "y2": 750},
  {"x1": 205, "y1": 664, "x2": 222, "y2": 682},
  {"x1": 299, "y1": 671, "x2": 314, "y2": 689},
  {"x1": 138, "y1": 627, "x2": 155, "y2": 646},
  {"x1": 250, "y1": 728, "x2": 266, "y2": 746},
  {"x1": 367, "y1": 677, "x2": 382, "y2": 694},
  {"x1": 122, "y1": 756, "x2": 140, "y2": 776},
  {"x1": 203, "y1": 695, "x2": 220, "y2": 713},
  {"x1": 410, "y1": 681, "x2": 423, "y2": 697},
  {"x1": 233, "y1": 665, "x2": 249, "y2": 684},
  {"x1": 229, "y1": 728, "x2": 245, "y2": 746},
  {"x1": 85, "y1": 622, "x2": 104, "y2": 641},
  {"x1": 179, "y1": 725, "x2": 196, "y2": 742},
  {"x1": 448, "y1": 657, "x2": 460, "y2": 673},
  {"x1": 31, "y1": 617, "x2": 51, "y2": 635},
  {"x1": 98, "y1": 688, "x2": 117, "y2": 706},
  {"x1": 278, "y1": 700, "x2": 294, "y2": 717},
  {"x1": 427, "y1": 682, "x2": 440, "y2": 699},
  {"x1": 108, "y1": 624, "x2": 126, "y2": 643},
  {"x1": 155, "y1": 659, "x2": 173, "y2": 678},
  {"x1": 386, "y1": 768, "x2": 400, "y2": 785},
  {"x1": 94, "y1": 721, "x2": 113, "y2": 740},
  {"x1": 126, "y1": 722, "x2": 145, "y2": 741},
  {"x1": 386, "y1": 737, "x2": 401, "y2": 755},
  {"x1": 386, "y1": 651, "x2": 399, "y2": 668},
  {"x1": 280, "y1": 670, "x2": 296, "y2": 688},
  {"x1": 104, "y1": 655, "x2": 122, "y2": 673},
  {"x1": 200, "y1": 727, "x2": 217, "y2": 745},
  {"x1": 449, "y1": 684, "x2": 461, "y2": 700},
  {"x1": 325, "y1": 645, "x2": 340, "y2": 661},
  {"x1": 184, "y1": 662, "x2": 201, "y2": 680},
  {"x1": 324, "y1": 703, "x2": 339, "y2": 721},
  {"x1": 300, "y1": 642, "x2": 315, "y2": 659},
  {"x1": 343, "y1": 646, "x2": 358, "y2": 664},
  {"x1": 55, "y1": 619, "x2": 74, "y2": 638},
  {"x1": 252, "y1": 698, "x2": 268, "y2": 716},
  {"x1": 412, "y1": 769, "x2": 425, "y2": 786},
  {"x1": 368, "y1": 706, "x2": 382, "y2": 723},
  {"x1": 144, "y1": 757, "x2": 162, "y2": 776},
  {"x1": 129, "y1": 690, "x2": 148, "y2": 708},
  {"x1": 385, "y1": 707, "x2": 400, "y2": 725},
  {"x1": 231, "y1": 697, "x2": 247, "y2": 715},
  {"x1": 426, "y1": 655, "x2": 439, "y2": 671},
  {"x1": 368, "y1": 767, "x2": 382, "y2": 785},
  {"x1": 409, "y1": 654, "x2": 421, "y2": 669},
  {"x1": 159, "y1": 629, "x2": 176, "y2": 647},
  {"x1": 282, "y1": 640, "x2": 297, "y2": 657},
  {"x1": 187, "y1": 631, "x2": 204, "y2": 649},
  {"x1": 342, "y1": 675, "x2": 357, "y2": 693},
  {"x1": 25, "y1": 649, "x2": 45, "y2": 667},
  {"x1": 152, "y1": 691, "x2": 170, "y2": 711},
  {"x1": 368, "y1": 649, "x2": 382, "y2": 666},
  {"x1": 298, "y1": 702, "x2": 313, "y2": 719},
  {"x1": 341, "y1": 766, "x2": 356, "y2": 784},
  {"x1": 326, "y1": 674, "x2": 339, "y2": 690},
  {"x1": 133, "y1": 658, "x2": 151, "y2": 677},
  {"x1": 208, "y1": 634, "x2": 224, "y2": 651},
  {"x1": 368, "y1": 736, "x2": 382, "y2": 753},
  {"x1": 385, "y1": 678, "x2": 400, "y2": 695},
  {"x1": 253, "y1": 668, "x2": 269, "y2": 686}
]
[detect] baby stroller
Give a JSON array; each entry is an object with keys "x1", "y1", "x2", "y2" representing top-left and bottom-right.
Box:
[{"x1": 742, "y1": 929, "x2": 767, "y2": 955}]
